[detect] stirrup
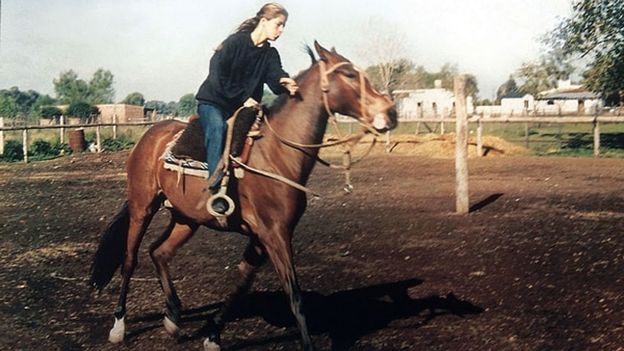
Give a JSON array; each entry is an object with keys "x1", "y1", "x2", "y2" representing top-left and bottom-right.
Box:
[{"x1": 207, "y1": 193, "x2": 235, "y2": 217}]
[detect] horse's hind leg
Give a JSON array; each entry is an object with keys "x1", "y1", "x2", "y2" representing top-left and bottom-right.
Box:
[
  {"x1": 109, "y1": 199, "x2": 161, "y2": 343},
  {"x1": 203, "y1": 239, "x2": 267, "y2": 351},
  {"x1": 149, "y1": 214, "x2": 198, "y2": 337}
]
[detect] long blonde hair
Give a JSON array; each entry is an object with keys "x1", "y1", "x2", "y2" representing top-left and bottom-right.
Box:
[{"x1": 236, "y1": 3, "x2": 288, "y2": 33}]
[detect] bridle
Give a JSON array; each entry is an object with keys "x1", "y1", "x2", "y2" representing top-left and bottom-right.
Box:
[
  {"x1": 258, "y1": 59, "x2": 387, "y2": 192},
  {"x1": 318, "y1": 60, "x2": 370, "y2": 126}
]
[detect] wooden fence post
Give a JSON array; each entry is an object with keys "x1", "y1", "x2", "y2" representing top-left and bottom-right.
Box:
[
  {"x1": 113, "y1": 114, "x2": 118, "y2": 139},
  {"x1": 476, "y1": 116, "x2": 483, "y2": 157},
  {"x1": 60, "y1": 115, "x2": 65, "y2": 144},
  {"x1": 0, "y1": 117, "x2": 4, "y2": 155},
  {"x1": 23, "y1": 128, "x2": 28, "y2": 163},
  {"x1": 593, "y1": 119, "x2": 600, "y2": 157},
  {"x1": 96, "y1": 125, "x2": 102, "y2": 152},
  {"x1": 454, "y1": 75, "x2": 469, "y2": 214}
]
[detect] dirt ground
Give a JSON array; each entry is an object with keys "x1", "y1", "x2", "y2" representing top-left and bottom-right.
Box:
[{"x1": 1, "y1": 144, "x2": 623, "y2": 351}]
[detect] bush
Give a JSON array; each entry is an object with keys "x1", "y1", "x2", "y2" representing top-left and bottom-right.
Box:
[
  {"x1": 39, "y1": 106, "x2": 63, "y2": 119},
  {"x1": 66, "y1": 101, "x2": 99, "y2": 121},
  {"x1": 102, "y1": 136, "x2": 135, "y2": 151},
  {"x1": 27, "y1": 139, "x2": 71, "y2": 161},
  {"x1": 1, "y1": 140, "x2": 24, "y2": 162}
]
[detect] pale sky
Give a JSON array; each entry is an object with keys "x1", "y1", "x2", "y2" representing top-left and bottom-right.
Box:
[{"x1": 0, "y1": 0, "x2": 572, "y2": 102}]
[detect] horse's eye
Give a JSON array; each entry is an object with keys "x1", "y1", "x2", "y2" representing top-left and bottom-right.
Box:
[{"x1": 340, "y1": 70, "x2": 357, "y2": 79}]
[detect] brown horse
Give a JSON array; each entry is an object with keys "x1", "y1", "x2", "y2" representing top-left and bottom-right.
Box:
[{"x1": 89, "y1": 41, "x2": 397, "y2": 351}]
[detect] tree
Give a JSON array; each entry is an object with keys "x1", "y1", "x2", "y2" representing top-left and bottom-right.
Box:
[
  {"x1": 177, "y1": 94, "x2": 197, "y2": 116},
  {"x1": 548, "y1": 0, "x2": 624, "y2": 103},
  {"x1": 0, "y1": 93, "x2": 18, "y2": 118},
  {"x1": 357, "y1": 18, "x2": 414, "y2": 95},
  {"x1": 495, "y1": 75, "x2": 519, "y2": 104},
  {"x1": 514, "y1": 52, "x2": 574, "y2": 97},
  {"x1": 54, "y1": 70, "x2": 90, "y2": 104},
  {"x1": 89, "y1": 69, "x2": 115, "y2": 104},
  {"x1": 66, "y1": 101, "x2": 99, "y2": 120},
  {"x1": 122, "y1": 92, "x2": 145, "y2": 106},
  {"x1": 53, "y1": 69, "x2": 115, "y2": 104}
]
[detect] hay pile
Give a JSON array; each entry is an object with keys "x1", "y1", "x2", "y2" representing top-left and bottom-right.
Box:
[{"x1": 319, "y1": 133, "x2": 529, "y2": 158}]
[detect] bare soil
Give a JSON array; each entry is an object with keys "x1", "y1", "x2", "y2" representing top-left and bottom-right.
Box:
[{"x1": 1, "y1": 146, "x2": 623, "y2": 351}]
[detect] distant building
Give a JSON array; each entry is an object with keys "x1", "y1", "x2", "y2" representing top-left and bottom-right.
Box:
[
  {"x1": 393, "y1": 80, "x2": 474, "y2": 119},
  {"x1": 500, "y1": 91, "x2": 534, "y2": 115},
  {"x1": 535, "y1": 80, "x2": 603, "y2": 115},
  {"x1": 54, "y1": 103, "x2": 147, "y2": 124},
  {"x1": 96, "y1": 104, "x2": 146, "y2": 123},
  {"x1": 475, "y1": 80, "x2": 604, "y2": 116}
]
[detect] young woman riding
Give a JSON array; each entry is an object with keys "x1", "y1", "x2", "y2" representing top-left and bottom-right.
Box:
[{"x1": 195, "y1": 2, "x2": 298, "y2": 214}]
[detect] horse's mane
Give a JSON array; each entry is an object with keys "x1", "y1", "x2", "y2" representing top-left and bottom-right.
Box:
[{"x1": 268, "y1": 44, "x2": 317, "y2": 115}]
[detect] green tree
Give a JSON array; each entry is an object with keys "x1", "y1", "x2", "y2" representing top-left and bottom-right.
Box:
[
  {"x1": 495, "y1": 75, "x2": 519, "y2": 104},
  {"x1": 30, "y1": 95, "x2": 57, "y2": 118},
  {"x1": 0, "y1": 93, "x2": 18, "y2": 118},
  {"x1": 549, "y1": 0, "x2": 624, "y2": 103},
  {"x1": 177, "y1": 94, "x2": 197, "y2": 116},
  {"x1": 514, "y1": 52, "x2": 574, "y2": 97},
  {"x1": 89, "y1": 69, "x2": 115, "y2": 104},
  {"x1": 66, "y1": 101, "x2": 99, "y2": 121},
  {"x1": 53, "y1": 69, "x2": 115, "y2": 104},
  {"x1": 39, "y1": 106, "x2": 63, "y2": 119},
  {"x1": 122, "y1": 92, "x2": 145, "y2": 106}
]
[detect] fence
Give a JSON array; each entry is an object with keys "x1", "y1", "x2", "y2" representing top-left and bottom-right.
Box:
[{"x1": 0, "y1": 116, "x2": 160, "y2": 162}]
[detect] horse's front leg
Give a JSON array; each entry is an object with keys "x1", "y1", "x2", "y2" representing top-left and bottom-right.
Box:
[
  {"x1": 149, "y1": 216, "x2": 198, "y2": 337},
  {"x1": 203, "y1": 239, "x2": 267, "y2": 351},
  {"x1": 262, "y1": 230, "x2": 314, "y2": 351}
]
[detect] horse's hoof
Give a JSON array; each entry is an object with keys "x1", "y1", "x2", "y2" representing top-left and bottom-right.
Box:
[
  {"x1": 163, "y1": 316, "x2": 180, "y2": 336},
  {"x1": 108, "y1": 317, "x2": 125, "y2": 343},
  {"x1": 203, "y1": 338, "x2": 221, "y2": 351}
]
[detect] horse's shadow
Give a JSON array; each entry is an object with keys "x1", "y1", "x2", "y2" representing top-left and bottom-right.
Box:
[{"x1": 128, "y1": 278, "x2": 483, "y2": 350}]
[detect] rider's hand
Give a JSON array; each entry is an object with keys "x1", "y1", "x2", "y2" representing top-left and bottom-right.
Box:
[
  {"x1": 280, "y1": 77, "x2": 299, "y2": 96},
  {"x1": 243, "y1": 97, "x2": 259, "y2": 108}
]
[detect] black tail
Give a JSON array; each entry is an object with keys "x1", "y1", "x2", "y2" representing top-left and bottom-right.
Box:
[{"x1": 89, "y1": 201, "x2": 130, "y2": 291}]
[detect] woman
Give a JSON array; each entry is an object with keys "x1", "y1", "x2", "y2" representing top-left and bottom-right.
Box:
[{"x1": 195, "y1": 2, "x2": 298, "y2": 214}]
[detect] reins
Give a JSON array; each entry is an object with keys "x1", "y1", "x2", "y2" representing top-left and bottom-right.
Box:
[{"x1": 224, "y1": 60, "x2": 382, "y2": 198}]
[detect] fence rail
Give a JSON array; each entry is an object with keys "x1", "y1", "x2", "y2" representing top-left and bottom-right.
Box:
[{"x1": 2, "y1": 114, "x2": 624, "y2": 163}]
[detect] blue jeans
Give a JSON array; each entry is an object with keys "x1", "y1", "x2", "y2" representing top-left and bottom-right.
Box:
[{"x1": 197, "y1": 103, "x2": 227, "y2": 175}]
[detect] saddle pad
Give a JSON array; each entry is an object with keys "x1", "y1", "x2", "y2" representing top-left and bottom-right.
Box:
[{"x1": 162, "y1": 147, "x2": 209, "y2": 178}]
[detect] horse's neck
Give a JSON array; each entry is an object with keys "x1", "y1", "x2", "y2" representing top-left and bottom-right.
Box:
[{"x1": 265, "y1": 70, "x2": 328, "y2": 180}]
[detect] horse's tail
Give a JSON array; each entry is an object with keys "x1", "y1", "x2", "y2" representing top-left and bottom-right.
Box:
[{"x1": 89, "y1": 201, "x2": 130, "y2": 291}]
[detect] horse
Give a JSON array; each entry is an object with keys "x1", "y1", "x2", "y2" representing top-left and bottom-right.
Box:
[{"x1": 89, "y1": 41, "x2": 397, "y2": 351}]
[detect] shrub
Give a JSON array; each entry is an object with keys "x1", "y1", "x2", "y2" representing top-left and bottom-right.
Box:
[
  {"x1": 1, "y1": 140, "x2": 24, "y2": 162},
  {"x1": 39, "y1": 106, "x2": 63, "y2": 119},
  {"x1": 66, "y1": 101, "x2": 99, "y2": 121},
  {"x1": 102, "y1": 136, "x2": 135, "y2": 152}
]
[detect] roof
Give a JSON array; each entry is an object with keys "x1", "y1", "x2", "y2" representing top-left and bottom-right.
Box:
[
  {"x1": 538, "y1": 91, "x2": 601, "y2": 100},
  {"x1": 501, "y1": 91, "x2": 528, "y2": 99}
]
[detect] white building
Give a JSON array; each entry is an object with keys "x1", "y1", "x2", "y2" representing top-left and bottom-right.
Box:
[
  {"x1": 535, "y1": 80, "x2": 603, "y2": 115},
  {"x1": 394, "y1": 80, "x2": 474, "y2": 120}
]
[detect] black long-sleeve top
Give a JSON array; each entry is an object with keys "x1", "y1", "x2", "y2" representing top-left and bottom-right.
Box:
[{"x1": 195, "y1": 31, "x2": 289, "y2": 116}]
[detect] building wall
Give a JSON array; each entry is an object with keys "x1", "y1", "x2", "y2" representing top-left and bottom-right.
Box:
[
  {"x1": 395, "y1": 88, "x2": 474, "y2": 119},
  {"x1": 97, "y1": 104, "x2": 145, "y2": 123}
]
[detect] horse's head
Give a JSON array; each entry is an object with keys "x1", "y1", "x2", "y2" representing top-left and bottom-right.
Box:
[{"x1": 313, "y1": 41, "x2": 398, "y2": 132}]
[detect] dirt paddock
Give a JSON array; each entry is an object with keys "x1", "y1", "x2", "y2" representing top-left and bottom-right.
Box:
[{"x1": 0, "y1": 148, "x2": 623, "y2": 350}]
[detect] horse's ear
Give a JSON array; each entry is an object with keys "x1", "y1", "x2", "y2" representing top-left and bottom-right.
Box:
[{"x1": 314, "y1": 40, "x2": 331, "y2": 61}]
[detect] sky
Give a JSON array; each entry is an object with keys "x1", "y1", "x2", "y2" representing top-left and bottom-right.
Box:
[{"x1": 0, "y1": 0, "x2": 572, "y2": 102}]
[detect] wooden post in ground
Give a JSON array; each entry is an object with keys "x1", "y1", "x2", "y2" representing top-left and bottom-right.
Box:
[
  {"x1": 593, "y1": 119, "x2": 600, "y2": 157},
  {"x1": 113, "y1": 114, "x2": 118, "y2": 139},
  {"x1": 60, "y1": 115, "x2": 65, "y2": 144},
  {"x1": 96, "y1": 125, "x2": 102, "y2": 152},
  {"x1": 476, "y1": 116, "x2": 483, "y2": 157},
  {"x1": 22, "y1": 128, "x2": 28, "y2": 163},
  {"x1": 0, "y1": 117, "x2": 4, "y2": 155},
  {"x1": 454, "y1": 75, "x2": 469, "y2": 214}
]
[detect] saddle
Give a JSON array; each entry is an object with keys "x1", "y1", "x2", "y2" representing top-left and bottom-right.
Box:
[{"x1": 162, "y1": 107, "x2": 262, "y2": 179}]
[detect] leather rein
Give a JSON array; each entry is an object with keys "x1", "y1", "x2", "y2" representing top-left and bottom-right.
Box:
[{"x1": 262, "y1": 60, "x2": 382, "y2": 192}]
